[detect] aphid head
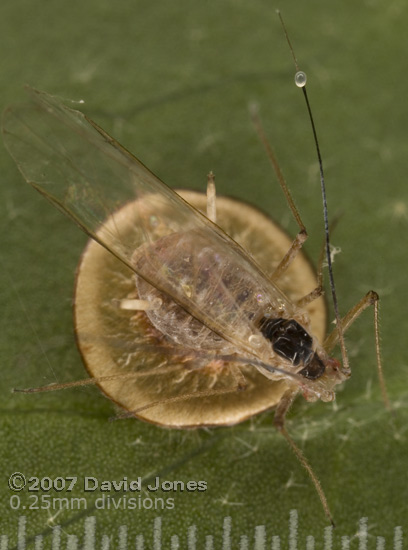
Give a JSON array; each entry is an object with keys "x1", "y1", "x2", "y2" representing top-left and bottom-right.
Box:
[
  {"x1": 260, "y1": 317, "x2": 324, "y2": 377},
  {"x1": 300, "y1": 355, "x2": 350, "y2": 403},
  {"x1": 259, "y1": 316, "x2": 349, "y2": 401}
]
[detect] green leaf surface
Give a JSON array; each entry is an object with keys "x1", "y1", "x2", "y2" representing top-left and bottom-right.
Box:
[{"x1": 1, "y1": 0, "x2": 407, "y2": 547}]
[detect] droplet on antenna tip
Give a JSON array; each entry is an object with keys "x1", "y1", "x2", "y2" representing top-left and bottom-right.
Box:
[{"x1": 295, "y1": 71, "x2": 307, "y2": 88}]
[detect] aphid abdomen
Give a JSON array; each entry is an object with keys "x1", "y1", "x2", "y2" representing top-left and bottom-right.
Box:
[
  {"x1": 136, "y1": 276, "x2": 235, "y2": 352},
  {"x1": 132, "y1": 227, "x2": 298, "y2": 358}
]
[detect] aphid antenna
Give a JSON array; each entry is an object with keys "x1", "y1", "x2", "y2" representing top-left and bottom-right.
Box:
[
  {"x1": 110, "y1": 355, "x2": 321, "y2": 421},
  {"x1": 13, "y1": 352, "x2": 319, "y2": 399},
  {"x1": 277, "y1": 10, "x2": 350, "y2": 376}
]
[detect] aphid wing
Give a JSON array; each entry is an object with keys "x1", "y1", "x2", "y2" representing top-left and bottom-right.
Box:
[
  {"x1": 2, "y1": 88, "x2": 294, "y2": 355},
  {"x1": 2, "y1": 87, "x2": 193, "y2": 264}
]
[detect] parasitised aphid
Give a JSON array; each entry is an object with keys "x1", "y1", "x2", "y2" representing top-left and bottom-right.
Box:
[{"x1": 2, "y1": 14, "x2": 389, "y2": 525}]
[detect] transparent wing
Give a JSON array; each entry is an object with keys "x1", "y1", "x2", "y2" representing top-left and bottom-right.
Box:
[{"x1": 2, "y1": 87, "x2": 295, "y2": 355}]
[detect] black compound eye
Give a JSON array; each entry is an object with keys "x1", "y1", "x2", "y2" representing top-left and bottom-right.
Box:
[
  {"x1": 259, "y1": 317, "x2": 313, "y2": 366},
  {"x1": 298, "y1": 353, "x2": 326, "y2": 380}
]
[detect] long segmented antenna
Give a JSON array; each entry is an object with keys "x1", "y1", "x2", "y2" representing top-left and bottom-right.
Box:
[
  {"x1": 13, "y1": 353, "x2": 320, "y2": 398},
  {"x1": 277, "y1": 10, "x2": 350, "y2": 375}
]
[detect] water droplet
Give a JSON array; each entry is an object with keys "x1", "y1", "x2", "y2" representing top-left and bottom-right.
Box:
[
  {"x1": 249, "y1": 334, "x2": 263, "y2": 348},
  {"x1": 295, "y1": 71, "x2": 307, "y2": 88}
]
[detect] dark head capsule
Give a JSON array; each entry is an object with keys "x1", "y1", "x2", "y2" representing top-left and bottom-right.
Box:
[{"x1": 259, "y1": 317, "x2": 325, "y2": 380}]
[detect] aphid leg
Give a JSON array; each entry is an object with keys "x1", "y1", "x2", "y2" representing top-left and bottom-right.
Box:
[
  {"x1": 273, "y1": 389, "x2": 335, "y2": 526},
  {"x1": 296, "y1": 238, "x2": 325, "y2": 308},
  {"x1": 298, "y1": 213, "x2": 344, "y2": 308},
  {"x1": 297, "y1": 214, "x2": 343, "y2": 309},
  {"x1": 250, "y1": 106, "x2": 308, "y2": 281},
  {"x1": 12, "y1": 364, "x2": 185, "y2": 394},
  {"x1": 296, "y1": 286, "x2": 324, "y2": 308},
  {"x1": 206, "y1": 171, "x2": 217, "y2": 223},
  {"x1": 230, "y1": 364, "x2": 248, "y2": 391},
  {"x1": 119, "y1": 297, "x2": 162, "y2": 311},
  {"x1": 270, "y1": 230, "x2": 308, "y2": 283},
  {"x1": 323, "y1": 291, "x2": 390, "y2": 410}
]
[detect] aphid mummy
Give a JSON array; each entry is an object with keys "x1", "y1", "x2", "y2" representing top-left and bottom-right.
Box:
[
  {"x1": 2, "y1": 17, "x2": 388, "y2": 524},
  {"x1": 74, "y1": 190, "x2": 327, "y2": 427}
]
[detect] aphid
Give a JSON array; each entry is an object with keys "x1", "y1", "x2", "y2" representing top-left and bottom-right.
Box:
[{"x1": 2, "y1": 15, "x2": 389, "y2": 525}]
